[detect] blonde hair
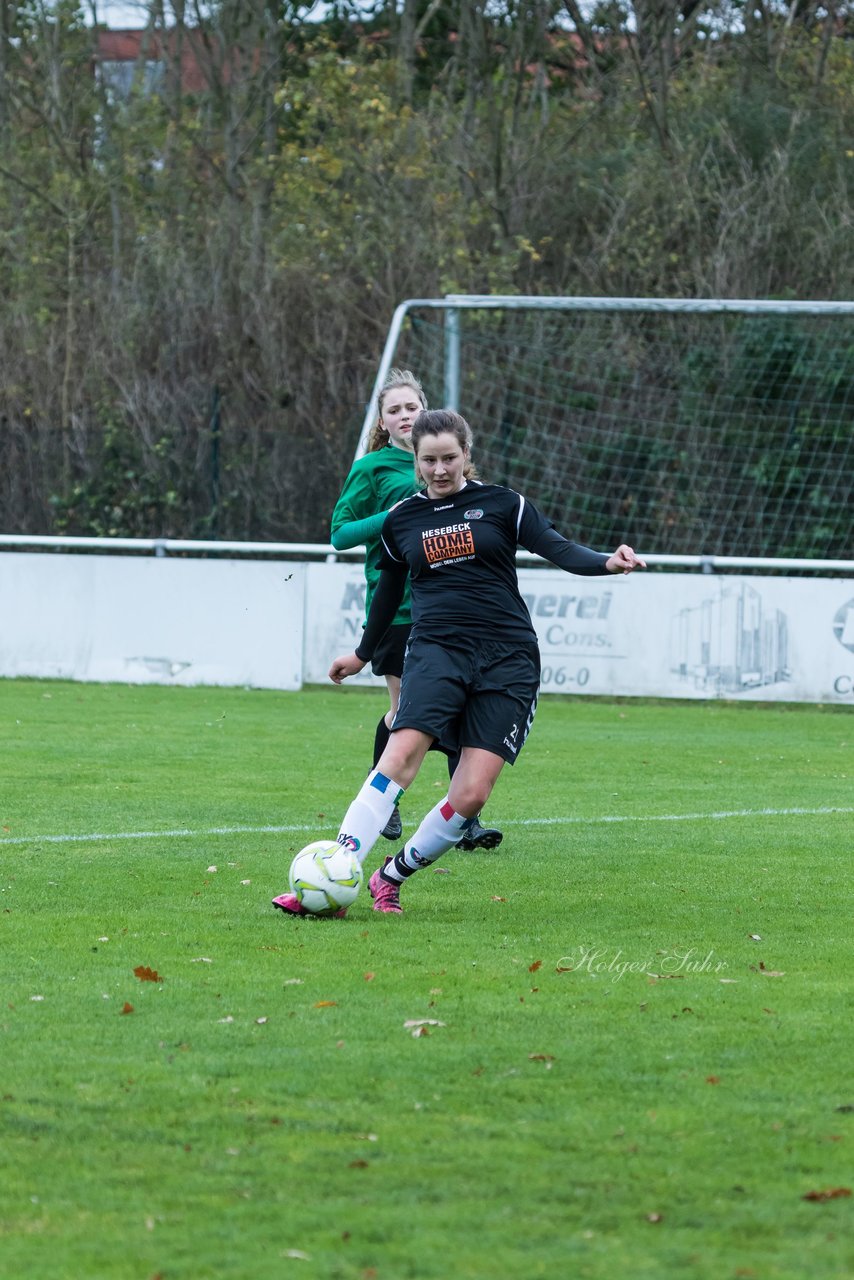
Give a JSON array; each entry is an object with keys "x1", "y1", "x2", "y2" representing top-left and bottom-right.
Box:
[
  {"x1": 412, "y1": 409, "x2": 479, "y2": 483},
  {"x1": 366, "y1": 368, "x2": 428, "y2": 452}
]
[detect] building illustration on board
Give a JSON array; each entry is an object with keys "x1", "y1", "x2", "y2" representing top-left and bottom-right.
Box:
[{"x1": 671, "y1": 583, "x2": 791, "y2": 694}]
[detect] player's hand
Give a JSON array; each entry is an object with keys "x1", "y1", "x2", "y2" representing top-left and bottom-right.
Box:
[
  {"x1": 329, "y1": 652, "x2": 368, "y2": 684},
  {"x1": 605, "y1": 545, "x2": 647, "y2": 574}
]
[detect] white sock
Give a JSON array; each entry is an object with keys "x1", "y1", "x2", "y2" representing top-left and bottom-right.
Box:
[
  {"x1": 338, "y1": 769, "x2": 405, "y2": 866},
  {"x1": 382, "y1": 798, "x2": 469, "y2": 883}
]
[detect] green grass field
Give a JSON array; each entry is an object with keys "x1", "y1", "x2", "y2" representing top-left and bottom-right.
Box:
[{"x1": 1, "y1": 679, "x2": 852, "y2": 1280}]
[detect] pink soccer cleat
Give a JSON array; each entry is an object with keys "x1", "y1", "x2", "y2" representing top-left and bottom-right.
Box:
[
  {"x1": 368, "y1": 860, "x2": 403, "y2": 914},
  {"x1": 272, "y1": 893, "x2": 347, "y2": 919}
]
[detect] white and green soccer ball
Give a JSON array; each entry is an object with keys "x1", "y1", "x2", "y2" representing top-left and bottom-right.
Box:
[{"x1": 288, "y1": 840, "x2": 364, "y2": 916}]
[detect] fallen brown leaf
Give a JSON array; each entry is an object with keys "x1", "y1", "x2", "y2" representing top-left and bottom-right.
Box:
[
  {"x1": 314, "y1": 1001, "x2": 337, "y2": 1008},
  {"x1": 133, "y1": 965, "x2": 163, "y2": 983},
  {"x1": 802, "y1": 1187, "x2": 851, "y2": 1202},
  {"x1": 120, "y1": 1002, "x2": 134, "y2": 1015},
  {"x1": 529, "y1": 960, "x2": 543, "y2": 973}
]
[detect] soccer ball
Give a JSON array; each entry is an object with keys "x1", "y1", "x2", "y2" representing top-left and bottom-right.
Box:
[{"x1": 288, "y1": 840, "x2": 364, "y2": 916}]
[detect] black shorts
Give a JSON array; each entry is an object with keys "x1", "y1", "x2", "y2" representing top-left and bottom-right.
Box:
[
  {"x1": 370, "y1": 623, "x2": 411, "y2": 679},
  {"x1": 391, "y1": 635, "x2": 540, "y2": 765}
]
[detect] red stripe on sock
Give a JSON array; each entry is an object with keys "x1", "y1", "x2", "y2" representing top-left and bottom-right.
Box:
[{"x1": 439, "y1": 800, "x2": 456, "y2": 821}]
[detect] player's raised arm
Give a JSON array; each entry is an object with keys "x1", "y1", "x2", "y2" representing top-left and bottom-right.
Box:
[{"x1": 524, "y1": 522, "x2": 646, "y2": 578}]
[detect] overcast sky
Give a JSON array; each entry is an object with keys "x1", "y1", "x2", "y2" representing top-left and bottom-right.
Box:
[{"x1": 90, "y1": 0, "x2": 338, "y2": 26}]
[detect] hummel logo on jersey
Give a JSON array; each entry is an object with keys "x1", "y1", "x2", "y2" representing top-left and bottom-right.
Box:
[{"x1": 503, "y1": 722, "x2": 520, "y2": 755}]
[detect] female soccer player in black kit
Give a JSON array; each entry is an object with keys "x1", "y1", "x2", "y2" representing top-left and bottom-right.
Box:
[
  {"x1": 276, "y1": 409, "x2": 645, "y2": 916},
  {"x1": 329, "y1": 368, "x2": 502, "y2": 853}
]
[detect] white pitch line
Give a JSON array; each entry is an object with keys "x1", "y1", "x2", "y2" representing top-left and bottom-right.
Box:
[
  {"x1": 515, "y1": 806, "x2": 854, "y2": 825},
  {"x1": 0, "y1": 806, "x2": 850, "y2": 848},
  {"x1": 0, "y1": 824, "x2": 307, "y2": 847}
]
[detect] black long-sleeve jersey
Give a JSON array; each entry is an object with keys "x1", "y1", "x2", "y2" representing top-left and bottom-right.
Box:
[{"x1": 355, "y1": 480, "x2": 612, "y2": 661}]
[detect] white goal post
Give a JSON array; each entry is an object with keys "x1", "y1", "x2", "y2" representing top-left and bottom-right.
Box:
[{"x1": 356, "y1": 295, "x2": 854, "y2": 573}]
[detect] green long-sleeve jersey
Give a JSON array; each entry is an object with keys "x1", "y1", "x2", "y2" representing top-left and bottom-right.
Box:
[{"x1": 330, "y1": 444, "x2": 418, "y2": 625}]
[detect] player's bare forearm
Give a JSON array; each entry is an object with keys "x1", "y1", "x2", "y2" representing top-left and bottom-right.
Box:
[
  {"x1": 605, "y1": 545, "x2": 647, "y2": 574},
  {"x1": 329, "y1": 653, "x2": 368, "y2": 684}
]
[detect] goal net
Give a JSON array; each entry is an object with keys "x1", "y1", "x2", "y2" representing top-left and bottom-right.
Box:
[{"x1": 364, "y1": 298, "x2": 854, "y2": 562}]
